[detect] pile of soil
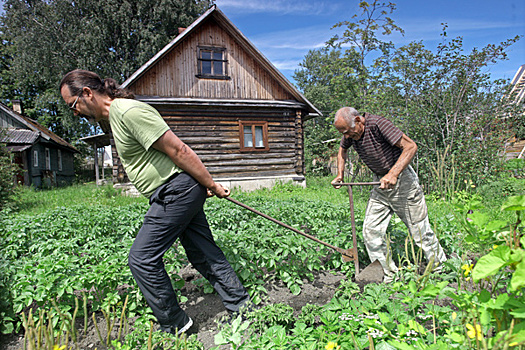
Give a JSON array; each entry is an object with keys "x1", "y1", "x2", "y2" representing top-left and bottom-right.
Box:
[{"x1": 0, "y1": 268, "x2": 346, "y2": 350}]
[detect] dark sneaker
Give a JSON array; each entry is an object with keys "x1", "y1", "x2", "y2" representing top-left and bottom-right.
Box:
[
  {"x1": 177, "y1": 317, "x2": 194, "y2": 335},
  {"x1": 160, "y1": 317, "x2": 196, "y2": 336}
]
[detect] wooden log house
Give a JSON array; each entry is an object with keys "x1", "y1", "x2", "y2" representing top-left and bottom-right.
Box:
[{"x1": 101, "y1": 5, "x2": 321, "y2": 192}]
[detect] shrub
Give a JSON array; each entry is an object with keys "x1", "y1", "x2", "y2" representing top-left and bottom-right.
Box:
[{"x1": 0, "y1": 129, "x2": 20, "y2": 209}]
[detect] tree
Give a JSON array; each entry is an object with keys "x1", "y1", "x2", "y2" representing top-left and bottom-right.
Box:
[
  {"x1": 0, "y1": 0, "x2": 212, "y2": 142},
  {"x1": 0, "y1": 129, "x2": 19, "y2": 209},
  {"x1": 294, "y1": 1, "x2": 522, "y2": 189},
  {"x1": 294, "y1": 0, "x2": 404, "y2": 176},
  {"x1": 326, "y1": 0, "x2": 404, "y2": 103},
  {"x1": 377, "y1": 27, "x2": 522, "y2": 189}
]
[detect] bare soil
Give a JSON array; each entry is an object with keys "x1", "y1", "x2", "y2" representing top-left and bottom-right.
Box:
[{"x1": 0, "y1": 268, "x2": 346, "y2": 350}]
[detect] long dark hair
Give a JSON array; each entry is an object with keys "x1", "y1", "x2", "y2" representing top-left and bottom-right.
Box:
[{"x1": 59, "y1": 70, "x2": 134, "y2": 99}]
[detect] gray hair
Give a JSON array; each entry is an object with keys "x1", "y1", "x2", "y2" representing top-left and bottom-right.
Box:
[{"x1": 334, "y1": 107, "x2": 361, "y2": 127}]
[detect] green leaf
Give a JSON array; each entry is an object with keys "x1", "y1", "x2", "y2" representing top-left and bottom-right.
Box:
[
  {"x1": 509, "y1": 308, "x2": 525, "y2": 318},
  {"x1": 472, "y1": 245, "x2": 511, "y2": 281},
  {"x1": 290, "y1": 284, "x2": 302, "y2": 296},
  {"x1": 488, "y1": 293, "x2": 510, "y2": 309},
  {"x1": 420, "y1": 281, "x2": 448, "y2": 298},
  {"x1": 501, "y1": 195, "x2": 525, "y2": 211},
  {"x1": 376, "y1": 341, "x2": 396, "y2": 350},
  {"x1": 510, "y1": 260, "x2": 525, "y2": 292},
  {"x1": 408, "y1": 280, "x2": 417, "y2": 294},
  {"x1": 214, "y1": 332, "x2": 226, "y2": 345},
  {"x1": 468, "y1": 211, "x2": 490, "y2": 227},
  {"x1": 509, "y1": 329, "x2": 525, "y2": 344},
  {"x1": 445, "y1": 332, "x2": 464, "y2": 343},
  {"x1": 478, "y1": 289, "x2": 491, "y2": 303},
  {"x1": 388, "y1": 340, "x2": 414, "y2": 350},
  {"x1": 486, "y1": 220, "x2": 508, "y2": 232},
  {"x1": 408, "y1": 319, "x2": 427, "y2": 335},
  {"x1": 231, "y1": 333, "x2": 242, "y2": 345}
]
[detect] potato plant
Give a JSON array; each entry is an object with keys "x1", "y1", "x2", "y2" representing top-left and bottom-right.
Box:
[{"x1": 0, "y1": 181, "x2": 524, "y2": 350}]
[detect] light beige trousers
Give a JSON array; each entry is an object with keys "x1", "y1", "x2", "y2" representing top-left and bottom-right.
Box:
[{"x1": 363, "y1": 166, "x2": 447, "y2": 282}]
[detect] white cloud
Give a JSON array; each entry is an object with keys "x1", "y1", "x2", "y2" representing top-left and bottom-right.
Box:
[{"x1": 215, "y1": 0, "x2": 343, "y2": 16}]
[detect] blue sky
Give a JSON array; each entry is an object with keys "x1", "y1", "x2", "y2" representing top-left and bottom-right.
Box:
[{"x1": 215, "y1": 0, "x2": 525, "y2": 85}]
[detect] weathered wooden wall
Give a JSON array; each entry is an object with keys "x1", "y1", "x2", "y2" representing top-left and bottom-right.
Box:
[
  {"x1": 128, "y1": 19, "x2": 294, "y2": 101},
  {"x1": 154, "y1": 105, "x2": 304, "y2": 178}
]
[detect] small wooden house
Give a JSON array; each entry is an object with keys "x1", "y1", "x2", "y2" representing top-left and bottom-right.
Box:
[
  {"x1": 0, "y1": 101, "x2": 78, "y2": 187},
  {"x1": 101, "y1": 5, "x2": 321, "y2": 191}
]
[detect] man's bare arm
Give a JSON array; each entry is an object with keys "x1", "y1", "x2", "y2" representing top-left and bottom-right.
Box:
[
  {"x1": 331, "y1": 147, "x2": 348, "y2": 189},
  {"x1": 152, "y1": 130, "x2": 229, "y2": 197},
  {"x1": 380, "y1": 134, "x2": 417, "y2": 189}
]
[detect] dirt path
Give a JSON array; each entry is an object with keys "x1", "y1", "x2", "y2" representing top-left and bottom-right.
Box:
[{"x1": 0, "y1": 269, "x2": 345, "y2": 350}]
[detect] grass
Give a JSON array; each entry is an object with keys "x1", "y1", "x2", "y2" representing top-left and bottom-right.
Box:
[{"x1": 9, "y1": 183, "x2": 147, "y2": 215}]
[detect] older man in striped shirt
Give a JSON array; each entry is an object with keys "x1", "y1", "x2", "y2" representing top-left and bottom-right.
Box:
[{"x1": 332, "y1": 107, "x2": 446, "y2": 282}]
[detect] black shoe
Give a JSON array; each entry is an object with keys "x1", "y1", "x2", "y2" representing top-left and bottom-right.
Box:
[{"x1": 160, "y1": 317, "x2": 196, "y2": 336}]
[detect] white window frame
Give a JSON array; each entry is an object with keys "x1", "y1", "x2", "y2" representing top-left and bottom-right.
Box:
[{"x1": 239, "y1": 121, "x2": 269, "y2": 152}]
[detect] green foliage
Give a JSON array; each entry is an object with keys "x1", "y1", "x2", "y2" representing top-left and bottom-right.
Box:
[
  {"x1": 294, "y1": 0, "x2": 522, "y2": 192},
  {"x1": 0, "y1": 129, "x2": 20, "y2": 210},
  {"x1": 2, "y1": 180, "x2": 524, "y2": 349},
  {"x1": 0, "y1": 0, "x2": 211, "y2": 142}
]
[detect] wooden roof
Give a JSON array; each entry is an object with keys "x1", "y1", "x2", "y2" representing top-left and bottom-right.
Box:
[
  {"x1": 0, "y1": 102, "x2": 78, "y2": 152},
  {"x1": 121, "y1": 5, "x2": 321, "y2": 120}
]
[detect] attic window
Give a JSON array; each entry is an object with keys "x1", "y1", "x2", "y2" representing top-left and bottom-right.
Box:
[
  {"x1": 239, "y1": 121, "x2": 269, "y2": 152},
  {"x1": 197, "y1": 46, "x2": 229, "y2": 79}
]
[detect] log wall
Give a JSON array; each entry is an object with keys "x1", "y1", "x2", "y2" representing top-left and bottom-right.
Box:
[{"x1": 154, "y1": 105, "x2": 304, "y2": 179}]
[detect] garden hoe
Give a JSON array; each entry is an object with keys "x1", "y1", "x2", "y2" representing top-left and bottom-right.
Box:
[
  {"x1": 225, "y1": 197, "x2": 355, "y2": 262},
  {"x1": 332, "y1": 182, "x2": 385, "y2": 284}
]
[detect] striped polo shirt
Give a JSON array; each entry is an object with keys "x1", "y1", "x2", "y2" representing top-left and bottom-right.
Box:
[{"x1": 340, "y1": 113, "x2": 403, "y2": 176}]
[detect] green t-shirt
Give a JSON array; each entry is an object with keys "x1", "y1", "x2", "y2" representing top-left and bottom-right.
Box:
[{"x1": 109, "y1": 99, "x2": 180, "y2": 197}]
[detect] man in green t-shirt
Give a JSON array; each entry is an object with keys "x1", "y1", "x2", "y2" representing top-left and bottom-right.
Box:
[{"x1": 60, "y1": 69, "x2": 249, "y2": 335}]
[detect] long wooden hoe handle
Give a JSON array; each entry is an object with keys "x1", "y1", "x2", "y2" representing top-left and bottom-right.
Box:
[
  {"x1": 332, "y1": 182, "x2": 381, "y2": 186},
  {"x1": 225, "y1": 197, "x2": 354, "y2": 261},
  {"x1": 331, "y1": 181, "x2": 380, "y2": 273}
]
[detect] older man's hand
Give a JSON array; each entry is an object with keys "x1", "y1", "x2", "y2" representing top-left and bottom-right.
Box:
[
  {"x1": 331, "y1": 176, "x2": 344, "y2": 189},
  {"x1": 380, "y1": 173, "x2": 398, "y2": 190}
]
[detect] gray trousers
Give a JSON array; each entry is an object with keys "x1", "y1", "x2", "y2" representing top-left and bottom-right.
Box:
[
  {"x1": 128, "y1": 172, "x2": 249, "y2": 332},
  {"x1": 363, "y1": 166, "x2": 447, "y2": 281}
]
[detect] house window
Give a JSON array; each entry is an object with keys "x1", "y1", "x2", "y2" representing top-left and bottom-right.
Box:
[
  {"x1": 239, "y1": 121, "x2": 269, "y2": 152},
  {"x1": 197, "y1": 46, "x2": 229, "y2": 79},
  {"x1": 33, "y1": 150, "x2": 38, "y2": 167},
  {"x1": 58, "y1": 150, "x2": 62, "y2": 171},
  {"x1": 45, "y1": 148, "x2": 51, "y2": 170}
]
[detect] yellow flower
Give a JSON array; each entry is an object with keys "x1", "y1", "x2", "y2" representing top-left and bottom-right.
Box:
[
  {"x1": 466, "y1": 323, "x2": 483, "y2": 341},
  {"x1": 326, "y1": 342, "x2": 341, "y2": 350},
  {"x1": 52, "y1": 346, "x2": 66, "y2": 350},
  {"x1": 461, "y1": 264, "x2": 473, "y2": 277},
  {"x1": 452, "y1": 312, "x2": 457, "y2": 320},
  {"x1": 493, "y1": 245, "x2": 498, "y2": 250}
]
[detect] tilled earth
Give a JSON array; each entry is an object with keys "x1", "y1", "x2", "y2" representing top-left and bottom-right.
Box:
[{"x1": 0, "y1": 267, "x2": 346, "y2": 350}]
